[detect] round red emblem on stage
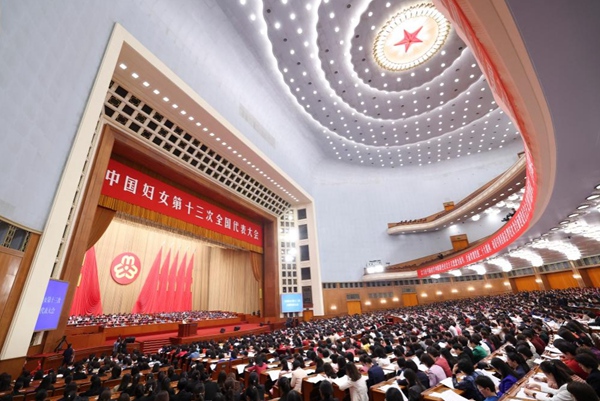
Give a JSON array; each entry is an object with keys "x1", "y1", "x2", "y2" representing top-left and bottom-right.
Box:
[{"x1": 110, "y1": 252, "x2": 142, "y2": 285}]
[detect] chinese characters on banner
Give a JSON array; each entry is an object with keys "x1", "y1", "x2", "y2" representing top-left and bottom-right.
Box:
[
  {"x1": 101, "y1": 160, "x2": 262, "y2": 247},
  {"x1": 418, "y1": 147, "x2": 537, "y2": 277}
]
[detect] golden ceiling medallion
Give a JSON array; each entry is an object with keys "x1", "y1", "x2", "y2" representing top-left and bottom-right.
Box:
[{"x1": 373, "y1": 3, "x2": 451, "y2": 72}]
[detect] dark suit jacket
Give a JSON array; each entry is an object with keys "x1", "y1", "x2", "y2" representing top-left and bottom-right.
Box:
[
  {"x1": 587, "y1": 369, "x2": 600, "y2": 397},
  {"x1": 367, "y1": 365, "x2": 385, "y2": 387}
]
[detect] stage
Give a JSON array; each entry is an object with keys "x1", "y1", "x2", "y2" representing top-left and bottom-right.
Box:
[{"x1": 28, "y1": 316, "x2": 279, "y2": 371}]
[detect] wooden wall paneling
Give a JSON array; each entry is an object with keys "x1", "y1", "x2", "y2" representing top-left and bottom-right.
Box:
[
  {"x1": 262, "y1": 218, "x2": 278, "y2": 317},
  {"x1": 546, "y1": 271, "x2": 580, "y2": 290},
  {"x1": 513, "y1": 276, "x2": 540, "y2": 292},
  {"x1": 346, "y1": 301, "x2": 362, "y2": 315},
  {"x1": 402, "y1": 293, "x2": 418, "y2": 307},
  {"x1": 322, "y1": 288, "x2": 347, "y2": 315},
  {"x1": 0, "y1": 356, "x2": 27, "y2": 380},
  {"x1": 415, "y1": 279, "x2": 511, "y2": 304},
  {"x1": 42, "y1": 126, "x2": 116, "y2": 354},
  {"x1": 0, "y1": 234, "x2": 40, "y2": 355},
  {"x1": 0, "y1": 248, "x2": 24, "y2": 350},
  {"x1": 576, "y1": 267, "x2": 594, "y2": 288},
  {"x1": 584, "y1": 266, "x2": 600, "y2": 287}
]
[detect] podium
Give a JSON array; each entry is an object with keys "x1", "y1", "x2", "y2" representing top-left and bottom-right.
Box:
[{"x1": 178, "y1": 323, "x2": 197, "y2": 337}]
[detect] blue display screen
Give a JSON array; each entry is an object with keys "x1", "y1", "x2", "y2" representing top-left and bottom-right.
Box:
[
  {"x1": 281, "y1": 293, "x2": 303, "y2": 313},
  {"x1": 34, "y1": 279, "x2": 69, "y2": 332}
]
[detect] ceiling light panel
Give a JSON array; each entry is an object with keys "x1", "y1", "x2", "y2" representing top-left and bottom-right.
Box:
[{"x1": 215, "y1": 1, "x2": 524, "y2": 167}]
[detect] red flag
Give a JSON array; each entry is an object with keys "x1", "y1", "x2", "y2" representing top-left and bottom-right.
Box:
[
  {"x1": 70, "y1": 247, "x2": 103, "y2": 316},
  {"x1": 132, "y1": 247, "x2": 162, "y2": 313},
  {"x1": 154, "y1": 249, "x2": 171, "y2": 313},
  {"x1": 184, "y1": 253, "x2": 194, "y2": 311},
  {"x1": 165, "y1": 252, "x2": 179, "y2": 312},
  {"x1": 173, "y1": 253, "x2": 187, "y2": 312}
]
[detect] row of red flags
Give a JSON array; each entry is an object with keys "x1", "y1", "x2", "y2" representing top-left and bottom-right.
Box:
[{"x1": 69, "y1": 247, "x2": 194, "y2": 315}]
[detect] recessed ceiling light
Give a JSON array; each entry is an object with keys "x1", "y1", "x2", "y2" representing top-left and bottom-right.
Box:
[
  {"x1": 577, "y1": 204, "x2": 590, "y2": 210},
  {"x1": 586, "y1": 194, "x2": 600, "y2": 200},
  {"x1": 119, "y1": 63, "x2": 127, "y2": 70},
  {"x1": 131, "y1": 72, "x2": 139, "y2": 79},
  {"x1": 142, "y1": 81, "x2": 150, "y2": 87},
  {"x1": 568, "y1": 213, "x2": 579, "y2": 218},
  {"x1": 153, "y1": 89, "x2": 160, "y2": 95}
]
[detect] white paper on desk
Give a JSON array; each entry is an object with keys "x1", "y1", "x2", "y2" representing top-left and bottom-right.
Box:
[
  {"x1": 378, "y1": 384, "x2": 407, "y2": 401},
  {"x1": 305, "y1": 368, "x2": 315, "y2": 375},
  {"x1": 439, "y1": 390, "x2": 469, "y2": 401},
  {"x1": 210, "y1": 363, "x2": 216, "y2": 371},
  {"x1": 248, "y1": 352, "x2": 255, "y2": 357},
  {"x1": 417, "y1": 364, "x2": 428, "y2": 372},
  {"x1": 268, "y1": 370, "x2": 281, "y2": 381},
  {"x1": 515, "y1": 388, "x2": 537, "y2": 400},
  {"x1": 476, "y1": 369, "x2": 500, "y2": 387},
  {"x1": 427, "y1": 392, "x2": 445, "y2": 398},
  {"x1": 236, "y1": 365, "x2": 245, "y2": 374},
  {"x1": 541, "y1": 353, "x2": 561, "y2": 360},
  {"x1": 533, "y1": 358, "x2": 543, "y2": 365},
  {"x1": 332, "y1": 376, "x2": 349, "y2": 387},
  {"x1": 545, "y1": 346, "x2": 562, "y2": 354},
  {"x1": 306, "y1": 376, "x2": 324, "y2": 383},
  {"x1": 382, "y1": 367, "x2": 396, "y2": 374},
  {"x1": 268, "y1": 358, "x2": 276, "y2": 363},
  {"x1": 439, "y1": 377, "x2": 454, "y2": 389}
]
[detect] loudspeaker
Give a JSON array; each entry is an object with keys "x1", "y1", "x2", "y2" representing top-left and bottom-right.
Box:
[
  {"x1": 220, "y1": 328, "x2": 226, "y2": 333},
  {"x1": 234, "y1": 326, "x2": 240, "y2": 331},
  {"x1": 125, "y1": 337, "x2": 135, "y2": 343}
]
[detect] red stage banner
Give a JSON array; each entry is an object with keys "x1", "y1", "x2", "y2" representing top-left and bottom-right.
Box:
[{"x1": 102, "y1": 159, "x2": 262, "y2": 247}]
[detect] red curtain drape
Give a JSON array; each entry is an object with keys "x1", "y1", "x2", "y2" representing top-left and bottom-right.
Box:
[
  {"x1": 70, "y1": 247, "x2": 103, "y2": 316},
  {"x1": 132, "y1": 247, "x2": 162, "y2": 313}
]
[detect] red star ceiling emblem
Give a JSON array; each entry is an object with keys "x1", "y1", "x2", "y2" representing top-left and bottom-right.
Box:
[{"x1": 394, "y1": 26, "x2": 423, "y2": 52}]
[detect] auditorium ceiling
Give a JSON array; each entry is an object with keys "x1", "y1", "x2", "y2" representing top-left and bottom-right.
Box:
[
  {"x1": 214, "y1": 0, "x2": 600, "y2": 274},
  {"x1": 111, "y1": 0, "x2": 600, "y2": 277},
  {"x1": 216, "y1": 0, "x2": 522, "y2": 168}
]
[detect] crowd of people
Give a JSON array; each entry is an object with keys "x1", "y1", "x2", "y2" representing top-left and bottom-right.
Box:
[
  {"x1": 67, "y1": 311, "x2": 239, "y2": 327},
  {"x1": 2, "y1": 287, "x2": 600, "y2": 401}
]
